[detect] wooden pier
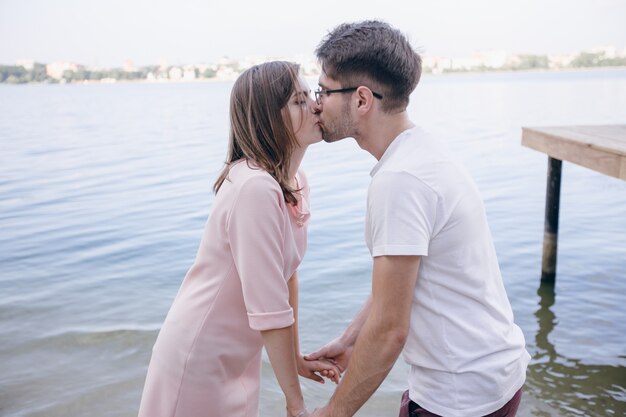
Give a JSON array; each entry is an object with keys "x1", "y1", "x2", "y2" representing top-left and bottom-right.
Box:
[{"x1": 521, "y1": 125, "x2": 626, "y2": 282}]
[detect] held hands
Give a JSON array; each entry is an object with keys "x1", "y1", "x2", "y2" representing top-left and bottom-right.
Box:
[
  {"x1": 289, "y1": 357, "x2": 335, "y2": 417},
  {"x1": 295, "y1": 338, "x2": 353, "y2": 416},
  {"x1": 287, "y1": 409, "x2": 310, "y2": 417},
  {"x1": 297, "y1": 355, "x2": 341, "y2": 384},
  {"x1": 304, "y1": 337, "x2": 353, "y2": 376}
]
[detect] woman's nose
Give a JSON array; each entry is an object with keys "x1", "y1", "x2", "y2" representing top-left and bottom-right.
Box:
[{"x1": 310, "y1": 99, "x2": 322, "y2": 114}]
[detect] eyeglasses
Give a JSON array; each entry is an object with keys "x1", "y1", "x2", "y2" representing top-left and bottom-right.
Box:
[{"x1": 314, "y1": 87, "x2": 383, "y2": 105}]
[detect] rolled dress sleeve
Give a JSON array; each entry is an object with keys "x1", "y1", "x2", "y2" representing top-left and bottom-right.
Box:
[
  {"x1": 227, "y1": 175, "x2": 294, "y2": 331},
  {"x1": 367, "y1": 171, "x2": 438, "y2": 257}
]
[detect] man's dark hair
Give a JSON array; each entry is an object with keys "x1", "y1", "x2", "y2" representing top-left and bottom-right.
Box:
[{"x1": 315, "y1": 20, "x2": 422, "y2": 112}]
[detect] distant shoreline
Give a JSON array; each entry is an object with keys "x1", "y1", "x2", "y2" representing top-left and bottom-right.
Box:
[
  {"x1": 1, "y1": 65, "x2": 625, "y2": 87},
  {"x1": 455, "y1": 65, "x2": 626, "y2": 73},
  {"x1": 422, "y1": 65, "x2": 626, "y2": 77},
  {"x1": 4, "y1": 48, "x2": 626, "y2": 85}
]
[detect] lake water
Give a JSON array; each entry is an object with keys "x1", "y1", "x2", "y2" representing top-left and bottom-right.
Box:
[{"x1": 1, "y1": 69, "x2": 625, "y2": 417}]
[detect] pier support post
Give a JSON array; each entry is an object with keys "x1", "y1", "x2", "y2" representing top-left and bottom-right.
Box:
[{"x1": 541, "y1": 157, "x2": 562, "y2": 282}]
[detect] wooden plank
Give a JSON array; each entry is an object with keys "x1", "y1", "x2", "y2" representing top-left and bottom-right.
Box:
[
  {"x1": 522, "y1": 125, "x2": 626, "y2": 181},
  {"x1": 523, "y1": 125, "x2": 626, "y2": 155}
]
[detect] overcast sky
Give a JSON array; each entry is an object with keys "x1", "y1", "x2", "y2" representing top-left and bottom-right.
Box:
[{"x1": 1, "y1": 0, "x2": 625, "y2": 67}]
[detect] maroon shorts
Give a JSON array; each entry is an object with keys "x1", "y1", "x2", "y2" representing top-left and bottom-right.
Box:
[{"x1": 398, "y1": 388, "x2": 522, "y2": 417}]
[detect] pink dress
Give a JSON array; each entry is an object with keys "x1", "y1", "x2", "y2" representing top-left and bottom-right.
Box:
[{"x1": 138, "y1": 160, "x2": 310, "y2": 417}]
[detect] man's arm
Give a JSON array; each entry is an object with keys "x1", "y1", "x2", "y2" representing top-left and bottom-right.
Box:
[
  {"x1": 305, "y1": 295, "x2": 372, "y2": 372},
  {"x1": 313, "y1": 255, "x2": 420, "y2": 417}
]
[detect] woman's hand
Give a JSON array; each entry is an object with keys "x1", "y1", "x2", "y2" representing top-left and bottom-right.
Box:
[{"x1": 297, "y1": 355, "x2": 341, "y2": 384}]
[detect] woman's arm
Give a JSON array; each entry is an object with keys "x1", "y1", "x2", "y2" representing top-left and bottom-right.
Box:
[
  {"x1": 289, "y1": 272, "x2": 340, "y2": 384},
  {"x1": 289, "y1": 272, "x2": 301, "y2": 360},
  {"x1": 261, "y1": 325, "x2": 307, "y2": 417}
]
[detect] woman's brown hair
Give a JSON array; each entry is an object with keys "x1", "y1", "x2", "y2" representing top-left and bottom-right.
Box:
[{"x1": 213, "y1": 61, "x2": 302, "y2": 205}]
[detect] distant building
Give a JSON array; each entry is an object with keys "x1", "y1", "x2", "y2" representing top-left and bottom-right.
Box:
[
  {"x1": 239, "y1": 55, "x2": 266, "y2": 69},
  {"x1": 590, "y1": 46, "x2": 617, "y2": 59},
  {"x1": 16, "y1": 59, "x2": 34, "y2": 70},
  {"x1": 549, "y1": 54, "x2": 576, "y2": 69},
  {"x1": 292, "y1": 54, "x2": 320, "y2": 76},
  {"x1": 46, "y1": 62, "x2": 78, "y2": 79},
  {"x1": 123, "y1": 60, "x2": 137, "y2": 72},
  {"x1": 449, "y1": 57, "x2": 481, "y2": 71},
  {"x1": 422, "y1": 56, "x2": 452, "y2": 74},
  {"x1": 214, "y1": 57, "x2": 239, "y2": 80},
  {"x1": 215, "y1": 66, "x2": 237, "y2": 80},
  {"x1": 183, "y1": 65, "x2": 197, "y2": 81},
  {"x1": 472, "y1": 50, "x2": 508, "y2": 69},
  {"x1": 169, "y1": 66, "x2": 183, "y2": 80}
]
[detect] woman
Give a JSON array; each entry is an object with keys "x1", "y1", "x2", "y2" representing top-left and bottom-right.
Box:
[{"x1": 138, "y1": 61, "x2": 339, "y2": 417}]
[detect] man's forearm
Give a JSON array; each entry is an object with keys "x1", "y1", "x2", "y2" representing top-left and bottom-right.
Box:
[
  {"x1": 325, "y1": 306, "x2": 407, "y2": 416},
  {"x1": 320, "y1": 256, "x2": 420, "y2": 417},
  {"x1": 339, "y1": 295, "x2": 372, "y2": 347}
]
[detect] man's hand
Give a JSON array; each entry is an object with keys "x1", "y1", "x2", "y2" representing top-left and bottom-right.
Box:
[{"x1": 304, "y1": 337, "x2": 353, "y2": 373}]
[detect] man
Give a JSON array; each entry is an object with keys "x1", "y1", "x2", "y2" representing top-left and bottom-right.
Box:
[{"x1": 306, "y1": 20, "x2": 530, "y2": 417}]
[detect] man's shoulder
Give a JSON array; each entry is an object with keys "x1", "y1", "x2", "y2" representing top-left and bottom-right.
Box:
[{"x1": 368, "y1": 169, "x2": 438, "y2": 205}]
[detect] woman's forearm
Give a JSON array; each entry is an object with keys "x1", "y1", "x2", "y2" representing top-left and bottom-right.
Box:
[
  {"x1": 261, "y1": 325, "x2": 305, "y2": 415},
  {"x1": 288, "y1": 272, "x2": 300, "y2": 355}
]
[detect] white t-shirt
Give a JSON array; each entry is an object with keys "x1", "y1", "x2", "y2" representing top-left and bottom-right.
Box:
[{"x1": 365, "y1": 127, "x2": 530, "y2": 417}]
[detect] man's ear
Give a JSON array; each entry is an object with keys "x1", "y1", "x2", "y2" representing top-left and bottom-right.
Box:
[{"x1": 355, "y1": 86, "x2": 375, "y2": 115}]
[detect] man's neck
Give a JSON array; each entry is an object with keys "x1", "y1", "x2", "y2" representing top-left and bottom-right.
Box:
[{"x1": 355, "y1": 111, "x2": 415, "y2": 160}]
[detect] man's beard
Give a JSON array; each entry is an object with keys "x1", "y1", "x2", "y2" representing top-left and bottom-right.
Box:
[
  {"x1": 321, "y1": 103, "x2": 353, "y2": 143},
  {"x1": 322, "y1": 129, "x2": 341, "y2": 143}
]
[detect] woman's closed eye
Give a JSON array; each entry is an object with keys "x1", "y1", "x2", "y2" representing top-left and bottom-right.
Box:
[{"x1": 293, "y1": 91, "x2": 311, "y2": 106}]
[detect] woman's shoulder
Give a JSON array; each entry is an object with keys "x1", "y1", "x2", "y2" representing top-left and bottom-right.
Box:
[
  {"x1": 230, "y1": 159, "x2": 277, "y2": 182},
  {"x1": 228, "y1": 160, "x2": 282, "y2": 198}
]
